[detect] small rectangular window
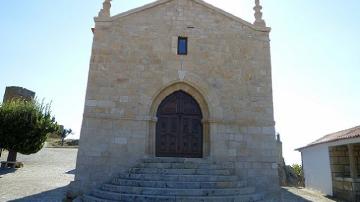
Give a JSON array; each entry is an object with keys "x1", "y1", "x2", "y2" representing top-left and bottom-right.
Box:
[{"x1": 178, "y1": 37, "x2": 188, "y2": 55}]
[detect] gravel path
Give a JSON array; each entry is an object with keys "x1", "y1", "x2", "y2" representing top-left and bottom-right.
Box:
[
  {"x1": 0, "y1": 148, "x2": 341, "y2": 202},
  {"x1": 0, "y1": 148, "x2": 77, "y2": 202}
]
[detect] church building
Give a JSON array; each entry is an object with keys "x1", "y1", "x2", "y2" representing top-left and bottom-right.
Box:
[{"x1": 71, "y1": 0, "x2": 280, "y2": 201}]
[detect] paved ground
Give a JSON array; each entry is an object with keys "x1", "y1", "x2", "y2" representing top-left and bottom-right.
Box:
[
  {"x1": 0, "y1": 148, "x2": 77, "y2": 202},
  {"x1": 280, "y1": 187, "x2": 339, "y2": 202},
  {"x1": 0, "y1": 148, "x2": 341, "y2": 202}
]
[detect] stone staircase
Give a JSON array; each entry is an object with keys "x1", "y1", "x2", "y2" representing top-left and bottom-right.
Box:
[{"x1": 83, "y1": 158, "x2": 264, "y2": 202}]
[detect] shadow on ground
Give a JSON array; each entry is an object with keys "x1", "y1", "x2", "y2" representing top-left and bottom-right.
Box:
[
  {"x1": 280, "y1": 187, "x2": 312, "y2": 202},
  {"x1": 9, "y1": 185, "x2": 69, "y2": 202},
  {"x1": 0, "y1": 168, "x2": 16, "y2": 177}
]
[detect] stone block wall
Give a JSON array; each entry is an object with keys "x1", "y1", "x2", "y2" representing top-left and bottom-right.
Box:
[
  {"x1": 3, "y1": 86, "x2": 35, "y2": 102},
  {"x1": 354, "y1": 145, "x2": 360, "y2": 177},
  {"x1": 330, "y1": 145, "x2": 360, "y2": 201},
  {"x1": 329, "y1": 145, "x2": 350, "y2": 178},
  {"x1": 73, "y1": 0, "x2": 279, "y2": 196},
  {"x1": 212, "y1": 124, "x2": 278, "y2": 192}
]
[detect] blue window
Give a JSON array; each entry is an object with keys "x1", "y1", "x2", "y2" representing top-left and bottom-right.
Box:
[{"x1": 178, "y1": 37, "x2": 188, "y2": 55}]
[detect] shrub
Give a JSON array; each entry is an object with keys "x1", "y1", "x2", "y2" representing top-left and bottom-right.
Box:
[
  {"x1": 291, "y1": 164, "x2": 303, "y2": 177},
  {"x1": 0, "y1": 99, "x2": 58, "y2": 162}
]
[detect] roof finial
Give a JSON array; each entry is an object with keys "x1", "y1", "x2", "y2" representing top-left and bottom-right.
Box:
[
  {"x1": 98, "y1": 0, "x2": 112, "y2": 18},
  {"x1": 254, "y1": 0, "x2": 266, "y2": 27}
]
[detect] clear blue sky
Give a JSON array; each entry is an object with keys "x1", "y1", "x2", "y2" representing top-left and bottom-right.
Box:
[{"x1": 1, "y1": 0, "x2": 359, "y2": 164}]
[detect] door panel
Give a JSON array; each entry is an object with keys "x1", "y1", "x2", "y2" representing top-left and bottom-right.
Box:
[{"x1": 156, "y1": 91, "x2": 203, "y2": 158}]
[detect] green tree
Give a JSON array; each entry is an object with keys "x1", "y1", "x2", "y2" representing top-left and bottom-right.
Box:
[
  {"x1": 0, "y1": 99, "x2": 58, "y2": 163},
  {"x1": 59, "y1": 126, "x2": 73, "y2": 146},
  {"x1": 291, "y1": 164, "x2": 305, "y2": 187},
  {"x1": 291, "y1": 164, "x2": 303, "y2": 177}
]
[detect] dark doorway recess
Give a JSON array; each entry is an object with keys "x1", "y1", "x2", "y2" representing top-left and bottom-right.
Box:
[{"x1": 156, "y1": 91, "x2": 203, "y2": 158}]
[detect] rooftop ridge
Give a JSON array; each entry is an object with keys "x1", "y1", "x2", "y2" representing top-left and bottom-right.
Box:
[
  {"x1": 297, "y1": 125, "x2": 360, "y2": 150},
  {"x1": 97, "y1": 0, "x2": 271, "y2": 32}
]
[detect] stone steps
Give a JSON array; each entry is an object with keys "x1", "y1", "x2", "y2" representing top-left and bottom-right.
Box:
[
  {"x1": 111, "y1": 179, "x2": 247, "y2": 189},
  {"x1": 101, "y1": 184, "x2": 255, "y2": 196},
  {"x1": 85, "y1": 190, "x2": 264, "y2": 202},
  {"x1": 137, "y1": 162, "x2": 226, "y2": 170},
  {"x1": 142, "y1": 157, "x2": 212, "y2": 164},
  {"x1": 83, "y1": 158, "x2": 262, "y2": 202},
  {"x1": 118, "y1": 173, "x2": 239, "y2": 182},
  {"x1": 129, "y1": 167, "x2": 231, "y2": 175}
]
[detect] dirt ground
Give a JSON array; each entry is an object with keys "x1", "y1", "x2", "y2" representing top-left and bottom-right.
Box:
[{"x1": 0, "y1": 148, "x2": 341, "y2": 202}]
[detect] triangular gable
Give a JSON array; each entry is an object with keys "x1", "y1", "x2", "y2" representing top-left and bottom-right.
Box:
[{"x1": 110, "y1": 0, "x2": 270, "y2": 32}]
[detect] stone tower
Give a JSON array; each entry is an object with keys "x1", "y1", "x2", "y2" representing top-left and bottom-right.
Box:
[
  {"x1": 3, "y1": 86, "x2": 35, "y2": 102},
  {"x1": 72, "y1": 0, "x2": 279, "y2": 200}
]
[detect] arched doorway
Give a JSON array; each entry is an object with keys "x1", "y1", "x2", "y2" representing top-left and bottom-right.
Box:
[{"x1": 156, "y1": 91, "x2": 203, "y2": 158}]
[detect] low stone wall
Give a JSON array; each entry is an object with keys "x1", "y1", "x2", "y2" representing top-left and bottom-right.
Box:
[
  {"x1": 330, "y1": 145, "x2": 360, "y2": 201},
  {"x1": 354, "y1": 145, "x2": 360, "y2": 176},
  {"x1": 332, "y1": 177, "x2": 360, "y2": 201},
  {"x1": 329, "y1": 146, "x2": 350, "y2": 178}
]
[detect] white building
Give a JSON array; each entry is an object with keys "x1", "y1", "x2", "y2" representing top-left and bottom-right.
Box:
[{"x1": 297, "y1": 125, "x2": 360, "y2": 202}]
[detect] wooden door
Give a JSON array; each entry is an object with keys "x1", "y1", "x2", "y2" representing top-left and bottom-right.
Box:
[{"x1": 156, "y1": 91, "x2": 203, "y2": 158}]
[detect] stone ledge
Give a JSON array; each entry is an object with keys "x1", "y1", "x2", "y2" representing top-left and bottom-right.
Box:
[{"x1": 83, "y1": 113, "x2": 275, "y2": 127}]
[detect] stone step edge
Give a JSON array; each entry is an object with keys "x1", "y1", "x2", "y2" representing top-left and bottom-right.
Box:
[
  {"x1": 139, "y1": 161, "x2": 217, "y2": 165},
  {"x1": 111, "y1": 179, "x2": 247, "y2": 188},
  {"x1": 131, "y1": 167, "x2": 230, "y2": 171},
  {"x1": 128, "y1": 170, "x2": 231, "y2": 176},
  {"x1": 113, "y1": 178, "x2": 247, "y2": 184},
  {"x1": 91, "y1": 190, "x2": 260, "y2": 199},
  {"x1": 82, "y1": 194, "x2": 263, "y2": 202},
  {"x1": 138, "y1": 163, "x2": 221, "y2": 166},
  {"x1": 143, "y1": 157, "x2": 211, "y2": 160},
  {"x1": 112, "y1": 179, "x2": 246, "y2": 188},
  {"x1": 128, "y1": 168, "x2": 233, "y2": 175},
  {"x1": 115, "y1": 176, "x2": 239, "y2": 183},
  {"x1": 103, "y1": 184, "x2": 254, "y2": 192},
  {"x1": 83, "y1": 194, "x2": 116, "y2": 202},
  {"x1": 83, "y1": 193, "x2": 265, "y2": 202},
  {"x1": 119, "y1": 173, "x2": 239, "y2": 178},
  {"x1": 142, "y1": 159, "x2": 216, "y2": 164}
]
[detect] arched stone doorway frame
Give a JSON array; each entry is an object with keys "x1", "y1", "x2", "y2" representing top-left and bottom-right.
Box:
[{"x1": 147, "y1": 81, "x2": 211, "y2": 158}]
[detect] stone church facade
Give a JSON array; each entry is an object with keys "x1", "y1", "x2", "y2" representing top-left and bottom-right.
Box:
[{"x1": 72, "y1": 0, "x2": 279, "y2": 200}]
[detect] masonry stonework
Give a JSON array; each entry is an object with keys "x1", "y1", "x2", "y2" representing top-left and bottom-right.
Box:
[
  {"x1": 3, "y1": 86, "x2": 35, "y2": 102},
  {"x1": 72, "y1": 0, "x2": 279, "y2": 198},
  {"x1": 330, "y1": 145, "x2": 360, "y2": 201}
]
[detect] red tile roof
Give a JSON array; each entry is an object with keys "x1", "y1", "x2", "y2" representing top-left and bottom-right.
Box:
[{"x1": 297, "y1": 125, "x2": 360, "y2": 150}]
